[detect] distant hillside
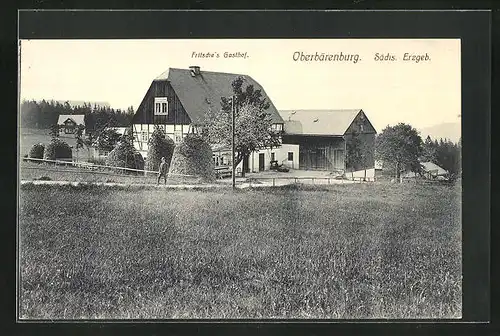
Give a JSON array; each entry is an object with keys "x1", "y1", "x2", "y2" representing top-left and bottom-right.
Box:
[{"x1": 419, "y1": 122, "x2": 461, "y2": 143}]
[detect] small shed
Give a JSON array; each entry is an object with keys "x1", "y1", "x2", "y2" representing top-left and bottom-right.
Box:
[{"x1": 420, "y1": 161, "x2": 449, "y2": 179}]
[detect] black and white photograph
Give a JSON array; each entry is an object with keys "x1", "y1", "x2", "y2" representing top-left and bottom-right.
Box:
[{"x1": 18, "y1": 38, "x2": 462, "y2": 320}]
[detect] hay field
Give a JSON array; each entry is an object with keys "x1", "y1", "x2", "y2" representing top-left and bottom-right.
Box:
[
  {"x1": 19, "y1": 128, "x2": 78, "y2": 157},
  {"x1": 18, "y1": 183, "x2": 462, "y2": 319}
]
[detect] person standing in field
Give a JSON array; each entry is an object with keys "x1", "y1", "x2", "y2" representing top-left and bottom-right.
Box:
[{"x1": 157, "y1": 157, "x2": 167, "y2": 185}]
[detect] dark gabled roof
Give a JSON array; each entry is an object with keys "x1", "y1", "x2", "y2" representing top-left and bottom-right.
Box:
[
  {"x1": 278, "y1": 109, "x2": 363, "y2": 136},
  {"x1": 154, "y1": 68, "x2": 283, "y2": 125}
]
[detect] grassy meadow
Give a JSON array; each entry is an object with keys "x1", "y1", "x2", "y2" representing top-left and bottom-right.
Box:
[
  {"x1": 19, "y1": 128, "x2": 78, "y2": 157},
  {"x1": 18, "y1": 182, "x2": 462, "y2": 319},
  {"x1": 20, "y1": 161, "x2": 159, "y2": 185}
]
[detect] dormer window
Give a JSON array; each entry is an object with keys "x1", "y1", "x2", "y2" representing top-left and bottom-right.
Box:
[{"x1": 154, "y1": 97, "x2": 169, "y2": 116}]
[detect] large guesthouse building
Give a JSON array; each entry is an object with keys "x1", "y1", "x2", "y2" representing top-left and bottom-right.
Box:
[
  {"x1": 131, "y1": 66, "x2": 298, "y2": 173},
  {"x1": 131, "y1": 66, "x2": 376, "y2": 175}
]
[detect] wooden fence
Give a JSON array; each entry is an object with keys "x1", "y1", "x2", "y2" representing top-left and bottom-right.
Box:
[
  {"x1": 21, "y1": 157, "x2": 379, "y2": 187},
  {"x1": 21, "y1": 157, "x2": 195, "y2": 178},
  {"x1": 245, "y1": 176, "x2": 375, "y2": 187}
]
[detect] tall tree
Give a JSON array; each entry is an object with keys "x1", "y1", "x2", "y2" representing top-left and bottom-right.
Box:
[
  {"x1": 346, "y1": 130, "x2": 368, "y2": 180},
  {"x1": 434, "y1": 138, "x2": 461, "y2": 181},
  {"x1": 421, "y1": 135, "x2": 437, "y2": 163},
  {"x1": 203, "y1": 77, "x2": 281, "y2": 177},
  {"x1": 49, "y1": 124, "x2": 60, "y2": 139},
  {"x1": 375, "y1": 123, "x2": 423, "y2": 180},
  {"x1": 94, "y1": 128, "x2": 122, "y2": 153},
  {"x1": 74, "y1": 125, "x2": 86, "y2": 162}
]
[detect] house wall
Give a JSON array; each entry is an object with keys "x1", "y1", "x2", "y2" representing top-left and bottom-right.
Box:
[
  {"x1": 244, "y1": 144, "x2": 299, "y2": 172},
  {"x1": 132, "y1": 80, "x2": 195, "y2": 159},
  {"x1": 132, "y1": 123, "x2": 192, "y2": 159},
  {"x1": 59, "y1": 121, "x2": 86, "y2": 135},
  {"x1": 344, "y1": 132, "x2": 376, "y2": 171},
  {"x1": 344, "y1": 110, "x2": 376, "y2": 171},
  {"x1": 212, "y1": 144, "x2": 299, "y2": 173},
  {"x1": 133, "y1": 80, "x2": 191, "y2": 125},
  {"x1": 282, "y1": 135, "x2": 345, "y2": 171}
]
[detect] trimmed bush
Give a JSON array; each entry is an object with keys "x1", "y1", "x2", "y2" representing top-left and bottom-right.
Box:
[
  {"x1": 29, "y1": 143, "x2": 45, "y2": 159},
  {"x1": 105, "y1": 140, "x2": 145, "y2": 173},
  {"x1": 43, "y1": 139, "x2": 72, "y2": 161},
  {"x1": 168, "y1": 133, "x2": 215, "y2": 183},
  {"x1": 146, "y1": 126, "x2": 175, "y2": 172}
]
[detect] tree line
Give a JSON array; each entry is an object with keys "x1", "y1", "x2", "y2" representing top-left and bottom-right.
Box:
[
  {"x1": 20, "y1": 99, "x2": 135, "y2": 133},
  {"x1": 374, "y1": 123, "x2": 461, "y2": 181}
]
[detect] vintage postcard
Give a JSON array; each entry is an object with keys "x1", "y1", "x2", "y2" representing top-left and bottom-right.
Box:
[{"x1": 18, "y1": 38, "x2": 462, "y2": 320}]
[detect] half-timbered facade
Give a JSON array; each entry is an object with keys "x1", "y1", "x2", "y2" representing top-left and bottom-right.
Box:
[{"x1": 131, "y1": 66, "x2": 298, "y2": 172}]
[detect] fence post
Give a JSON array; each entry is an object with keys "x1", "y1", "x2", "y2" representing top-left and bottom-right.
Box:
[
  {"x1": 273, "y1": 178, "x2": 275, "y2": 187},
  {"x1": 294, "y1": 177, "x2": 297, "y2": 184},
  {"x1": 328, "y1": 178, "x2": 330, "y2": 185},
  {"x1": 312, "y1": 178, "x2": 315, "y2": 185}
]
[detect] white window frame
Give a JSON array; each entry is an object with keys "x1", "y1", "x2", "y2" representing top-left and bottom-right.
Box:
[
  {"x1": 272, "y1": 123, "x2": 283, "y2": 131},
  {"x1": 141, "y1": 131, "x2": 148, "y2": 142},
  {"x1": 154, "y1": 97, "x2": 169, "y2": 116}
]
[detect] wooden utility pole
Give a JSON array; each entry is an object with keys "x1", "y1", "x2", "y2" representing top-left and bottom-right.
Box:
[{"x1": 231, "y1": 95, "x2": 236, "y2": 189}]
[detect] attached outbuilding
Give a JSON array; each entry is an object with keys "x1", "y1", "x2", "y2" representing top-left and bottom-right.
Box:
[{"x1": 279, "y1": 109, "x2": 377, "y2": 174}]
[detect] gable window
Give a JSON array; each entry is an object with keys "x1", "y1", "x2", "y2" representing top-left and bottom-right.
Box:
[
  {"x1": 360, "y1": 124, "x2": 364, "y2": 132},
  {"x1": 271, "y1": 123, "x2": 283, "y2": 132},
  {"x1": 154, "y1": 97, "x2": 169, "y2": 116}
]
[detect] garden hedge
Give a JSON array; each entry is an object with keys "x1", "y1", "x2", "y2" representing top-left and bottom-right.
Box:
[
  {"x1": 146, "y1": 127, "x2": 175, "y2": 172},
  {"x1": 29, "y1": 143, "x2": 45, "y2": 159},
  {"x1": 105, "y1": 140, "x2": 145, "y2": 172},
  {"x1": 43, "y1": 139, "x2": 72, "y2": 161}
]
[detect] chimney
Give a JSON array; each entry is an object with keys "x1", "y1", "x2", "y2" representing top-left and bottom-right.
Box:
[{"x1": 189, "y1": 66, "x2": 201, "y2": 77}]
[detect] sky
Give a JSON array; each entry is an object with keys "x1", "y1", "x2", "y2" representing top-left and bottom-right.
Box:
[{"x1": 19, "y1": 39, "x2": 461, "y2": 132}]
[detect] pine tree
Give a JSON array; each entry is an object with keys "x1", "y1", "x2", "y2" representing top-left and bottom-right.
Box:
[{"x1": 421, "y1": 135, "x2": 437, "y2": 163}]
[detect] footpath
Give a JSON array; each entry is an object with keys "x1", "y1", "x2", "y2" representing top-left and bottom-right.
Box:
[
  {"x1": 20, "y1": 178, "x2": 357, "y2": 189},
  {"x1": 19, "y1": 180, "x2": 282, "y2": 189}
]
